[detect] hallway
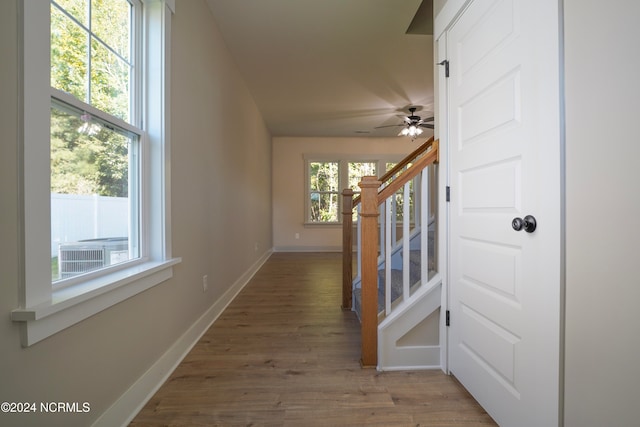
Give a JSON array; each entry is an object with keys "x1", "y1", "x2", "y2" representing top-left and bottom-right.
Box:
[{"x1": 131, "y1": 252, "x2": 495, "y2": 426}]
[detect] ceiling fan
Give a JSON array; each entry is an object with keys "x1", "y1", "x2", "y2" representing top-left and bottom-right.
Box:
[{"x1": 376, "y1": 107, "x2": 434, "y2": 139}]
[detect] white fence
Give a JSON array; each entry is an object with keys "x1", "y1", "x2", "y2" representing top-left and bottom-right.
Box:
[{"x1": 51, "y1": 193, "x2": 129, "y2": 257}]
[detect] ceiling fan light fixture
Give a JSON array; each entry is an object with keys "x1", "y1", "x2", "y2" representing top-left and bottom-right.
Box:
[
  {"x1": 400, "y1": 124, "x2": 423, "y2": 138},
  {"x1": 379, "y1": 106, "x2": 433, "y2": 139}
]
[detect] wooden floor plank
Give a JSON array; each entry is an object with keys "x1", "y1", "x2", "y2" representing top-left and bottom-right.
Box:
[{"x1": 130, "y1": 252, "x2": 496, "y2": 426}]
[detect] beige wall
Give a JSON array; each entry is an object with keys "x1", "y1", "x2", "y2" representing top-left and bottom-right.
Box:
[
  {"x1": 0, "y1": 1, "x2": 272, "y2": 426},
  {"x1": 272, "y1": 136, "x2": 424, "y2": 251},
  {"x1": 563, "y1": 0, "x2": 640, "y2": 425}
]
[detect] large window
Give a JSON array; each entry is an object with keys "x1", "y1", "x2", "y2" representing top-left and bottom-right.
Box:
[
  {"x1": 305, "y1": 158, "x2": 391, "y2": 224},
  {"x1": 13, "y1": 0, "x2": 177, "y2": 346}
]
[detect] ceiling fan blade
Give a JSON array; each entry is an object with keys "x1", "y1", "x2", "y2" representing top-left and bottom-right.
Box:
[
  {"x1": 374, "y1": 124, "x2": 404, "y2": 129},
  {"x1": 419, "y1": 123, "x2": 435, "y2": 129},
  {"x1": 421, "y1": 116, "x2": 434, "y2": 122}
]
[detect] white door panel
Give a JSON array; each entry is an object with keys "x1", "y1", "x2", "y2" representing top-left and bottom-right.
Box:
[
  {"x1": 445, "y1": 0, "x2": 561, "y2": 425},
  {"x1": 459, "y1": 158, "x2": 522, "y2": 210}
]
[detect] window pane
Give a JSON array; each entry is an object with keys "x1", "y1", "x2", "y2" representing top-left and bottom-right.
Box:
[
  {"x1": 52, "y1": 0, "x2": 132, "y2": 121},
  {"x1": 310, "y1": 193, "x2": 338, "y2": 222},
  {"x1": 50, "y1": 101, "x2": 139, "y2": 282},
  {"x1": 309, "y1": 162, "x2": 338, "y2": 192},
  {"x1": 348, "y1": 162, "x2": 377, "y2": 191},
  {"x1": 91, "y1": 0, "x2": 131, "y2": 61},
  {"x1": 54, "y1": 0, "x2": 89, "y2": 27},
  {"x1": 51, "y1": 4, "x2": 88, "y2": 101},
  {"x1": 91, "y1": 38, "x2": 131, "y2": 121}
]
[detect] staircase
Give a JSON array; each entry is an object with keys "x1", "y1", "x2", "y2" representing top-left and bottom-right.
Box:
[
  {"x1": 342, "y1": 138, "x2": 443, "y2": 370},
  {"x1": 352, "y1": 231, "x2": 433, "y2": 316}
]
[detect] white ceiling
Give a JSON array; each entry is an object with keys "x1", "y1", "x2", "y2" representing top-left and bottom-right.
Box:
[{"x1": 206, "y1": 0, "x2": 434, "y2": 138}]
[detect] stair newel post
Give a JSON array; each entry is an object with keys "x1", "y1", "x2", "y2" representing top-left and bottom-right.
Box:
[
  {"x1": 358, "y1": 175, "x2": 381, "y2": 367},
  {"x1": 341, "y1": 188, "x2": 354, "y2": 310}
]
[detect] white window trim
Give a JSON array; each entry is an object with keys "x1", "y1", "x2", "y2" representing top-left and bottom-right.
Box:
[
  {"x1": 12, "y1": 0, "x2": 179, "y2": 347},
  {"x1": 303, "y1": 154, "x2": 404, "y2": 225}
]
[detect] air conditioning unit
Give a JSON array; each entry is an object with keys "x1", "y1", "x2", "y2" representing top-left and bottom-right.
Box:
[{"x1": 58, "y1": 237, "x2": 128, "y2": 279}]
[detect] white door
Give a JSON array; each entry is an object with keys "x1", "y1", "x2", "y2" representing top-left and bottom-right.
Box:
[{"x1": 445, "y1": 0, "x2": 562, "y2": 425}]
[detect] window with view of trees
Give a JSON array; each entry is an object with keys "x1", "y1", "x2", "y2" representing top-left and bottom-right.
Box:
[
  {"x1": 309, "y1": 162, "x2": 339, "y2": 222},
  {"x1": 16, "y1": 0, "x2": 174, "y2": 346},
  {"x1": 306, "y1": 159, "x2": 396, "y2": 224},
  {"x1": 50, "y1": 0, "x2": 140, "y2": 283},
  {"x1": 348, "y1": 162, "x2": 377, "y2": 192}
]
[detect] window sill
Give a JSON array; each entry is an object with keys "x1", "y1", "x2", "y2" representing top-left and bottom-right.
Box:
[{"x1": 12, "y1": 258, "x2": 181, "y2": 346}]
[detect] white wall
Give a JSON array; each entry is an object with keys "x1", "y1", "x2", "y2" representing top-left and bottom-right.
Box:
[
  {"x1": 563, "y1": 1, "x2": 640, "y2": 425},
  {"x1": 0, "y1": 1, "x2": 272, "y2": 425},
  {"x1": 272, "y1": 136, "x2": 424, "y2": 251}
]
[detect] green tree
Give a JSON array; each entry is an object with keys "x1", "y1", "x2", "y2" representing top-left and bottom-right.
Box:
[
  {"x1": 51, "y1": 105, "x2": 130, "y2": 197},
  {"x1": 309, "y1": 162, "x2": 339, "y2": 222},
  {"x1": 50, "y1": 0, "x2": 132, "y2": 198}
]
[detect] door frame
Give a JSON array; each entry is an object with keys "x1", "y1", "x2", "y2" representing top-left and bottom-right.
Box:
[{"x1": 435, "y1": 32, "x2": 450, "y2": 376}]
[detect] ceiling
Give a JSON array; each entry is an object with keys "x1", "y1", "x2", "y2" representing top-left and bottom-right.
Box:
[{"x1": 205, "y1": 0, "x2": 435, "y2": 138}]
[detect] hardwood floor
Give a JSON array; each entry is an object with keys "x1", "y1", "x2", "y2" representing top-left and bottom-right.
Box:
[{"x1": 131, "y1": 252, "x2": 496, "y2": 426}]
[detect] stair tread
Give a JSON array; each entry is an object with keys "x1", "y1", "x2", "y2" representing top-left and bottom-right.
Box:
[{"x1": 409, "y1": 250, "x2": 421, "y2": 266}]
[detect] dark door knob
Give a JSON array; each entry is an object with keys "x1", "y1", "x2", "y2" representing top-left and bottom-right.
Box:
[
  {"x1": 512, "y1": 217, "x2": 524, "y2": 231},
  {"x1": 512, "y1": 215, "x2": 537, "y2": 233}
]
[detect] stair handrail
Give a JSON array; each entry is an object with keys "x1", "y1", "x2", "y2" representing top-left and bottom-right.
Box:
[
  {"x1": 377, "y1": 140, "x2": 438, "y2": 204},
  {"x1": 350, "y1": 136, "x2": 436, "y2": 208},
  {"x1": 343, "y1": 139, "x2": 439, "y2": 367},
  {"x1": 341, "y1": 137, "x2": 437, "y2": 310}
]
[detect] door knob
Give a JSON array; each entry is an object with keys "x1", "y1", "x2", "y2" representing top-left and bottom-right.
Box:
[{"x1": 512, "y1": 215, "x2": 537, "y2": 233}]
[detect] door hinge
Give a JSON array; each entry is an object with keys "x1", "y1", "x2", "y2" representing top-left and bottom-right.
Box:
[
  {"x1": 446, "y1": 310, "x2": 450, "y2": 326},
  {"x1": 446, "y1": 186, "x2": 451, "y2": 202},
  {"x1": 438, "y1": 59, "x2": 450, "y2": 78}
]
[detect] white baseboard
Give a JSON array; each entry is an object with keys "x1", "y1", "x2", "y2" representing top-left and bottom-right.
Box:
[
  {"x1": 273, "y1": 245, "x2": 341, "y2": 252},
  {"x1": 379, "y1": 363, "x2": 442, "y2": 372},
  {"x1": 92, "y1": 250, "x2": 273, "y2": 427}
]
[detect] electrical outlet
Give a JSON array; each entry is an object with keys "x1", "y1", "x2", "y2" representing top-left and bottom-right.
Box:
[
  {"x1": 254, "y1": 242, "x2": 259, "y2": 252},
  {"x1": 202, "y1": 275, "x2": 208, "y2": 292},
  {"x1": 295, "y1": 232, "x2": 300, "y2": 239}
]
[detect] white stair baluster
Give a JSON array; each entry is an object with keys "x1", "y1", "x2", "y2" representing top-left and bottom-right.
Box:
[
  {"x1": 385, "y1": 198, "x2": 392, "y2": 315},
  {"x1": 421, "y1": 168, "x2": 429, "y2": 284},
  {"x1": 403, "y1": 181, "x2": 410, "y2": 301},
  {"x1": 391, "y1": 193, "x2": 397, "y2": 246}
]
